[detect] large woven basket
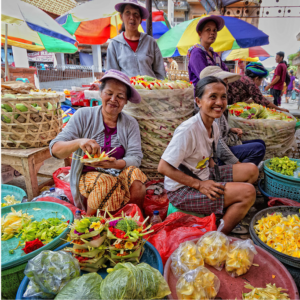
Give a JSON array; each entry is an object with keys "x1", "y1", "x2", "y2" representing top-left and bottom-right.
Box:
[
  {"x1": 1, "y1": 94, "x2": 62, "y2": 148},
  {"x1": 123, "y1": 88, "x2": 194, "y2": 168}
]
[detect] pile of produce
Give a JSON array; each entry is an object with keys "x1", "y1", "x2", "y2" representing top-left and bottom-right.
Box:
[
  {"x1": 64, "y1": 212, "x2": 153, "y2": 272},
  {"x1": 130, "y1": 75, "x2": 192, "y2": 90},
  {"x1": 229, "y1": 102, "x2": 294, "y2": 121},
  {"x1": 23, "y1": 250, "x2": 81, "y2": 299},
  {"x1": 225, "y1": 239, "x2": 257, "y2": 277},
  {"x1": 1, "y1": 81, "x2": 35, "y2": 94},
  {"x1": 1, "y1": 208, "x2": 33, "y2": 241},
  {"x1": 1, "y1": 101, "x2": 58, "y2": 124},
  {"x1": 254, "y1": 212, "x2": 300, "y2": 258},
  {"x1": 1, "y1": 207, "x2": 69, "y2": 254},
  {"x1": 176, "y1": 266, "x2": 220, "y2": 300},
  {"x1": 196, "y1": 221, "x2": 230, "y2": 271},
  {"x1": 100, "y1": 262, "x2": 171, "y2": 300},
  {"x1": 1, "y1": 195, "x2": 21, "y2": 207},
  {"x1": 267, "y1": 156, "x2": 298, "y2": 176},
  {"x1": 243, "y1": 283, "x2": 290, "y2": 300},
  {"x1": 171, "y1": 241, "x2": 204, "y2": 278},
  {"x1": 30, "y1": 88, "x2": 57, "y2": 94}
]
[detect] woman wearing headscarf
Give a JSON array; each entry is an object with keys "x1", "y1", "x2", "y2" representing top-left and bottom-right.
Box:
[
  {"x1": 107, "y1": 0, "x2": 165, "y2": 80},
  {"x1": 188, "y1": 15, "x2": 228, "y2": 89},
  {"x1": 227, "y1": 62, "x2": 289, "y2": 113}
]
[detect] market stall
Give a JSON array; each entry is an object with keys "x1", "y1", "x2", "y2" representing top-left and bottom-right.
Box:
[
  {"x1": 123, "y1": 76, "x2": 194, "y2": 169},
  {"x1": 228, "y1": 102, "x2": 297, "y2": 159}
]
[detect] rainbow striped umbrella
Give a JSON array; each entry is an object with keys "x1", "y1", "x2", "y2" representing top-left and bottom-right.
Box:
[
  {"x1": 57, "y1": 0, "x2": 169, "y2": 44},
  {"x1": 222, "y1": 46, "x2": 271, "y2": 62},
  {"x1": 1, "y1": 0, "x2": 78, "y2": 53},
  {"x1": 157, "y1": 15, "x2": 269, "y2": 57}
]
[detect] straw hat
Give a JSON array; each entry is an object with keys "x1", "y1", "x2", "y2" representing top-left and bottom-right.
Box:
[
  {"x1": 200, "y1": 66, "x2": 241, "y2": 83},
  {"x1": 101, "y1": 69, "x2": 141, "y2": 104},
  {"x1": 115, "y1": 0, "x2": 149, "y2": 20}
]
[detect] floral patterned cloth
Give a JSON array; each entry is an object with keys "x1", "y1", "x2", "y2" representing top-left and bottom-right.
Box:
[{"x1": 227, "y1": 75, "x2": 270, "y2": 106}]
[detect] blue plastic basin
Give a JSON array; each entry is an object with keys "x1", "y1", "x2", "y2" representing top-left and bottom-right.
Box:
[{"x1": 16, "y1": 241, "x2": 163, "y2": 300}]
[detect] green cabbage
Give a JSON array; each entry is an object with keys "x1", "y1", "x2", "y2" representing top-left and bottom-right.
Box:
[{"x1": 55, "y1": 273, "x2": 102, "y2": 300}]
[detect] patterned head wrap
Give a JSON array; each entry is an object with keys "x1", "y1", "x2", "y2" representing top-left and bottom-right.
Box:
[{"x1": 245, "y1": 62, "x2": 269, "y2": 78}]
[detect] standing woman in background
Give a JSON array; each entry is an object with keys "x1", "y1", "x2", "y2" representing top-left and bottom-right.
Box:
[
  {"x1": 107, "y1": 0, "x2": 165, "y2": 80},
  {"x1": 188, "y1": 15, "x2": 228, "y2": 89}
]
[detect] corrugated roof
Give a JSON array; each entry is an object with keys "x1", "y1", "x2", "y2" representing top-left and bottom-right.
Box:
[{"x1": 21, "y1": 0, "x2": 77, "y2": 16}]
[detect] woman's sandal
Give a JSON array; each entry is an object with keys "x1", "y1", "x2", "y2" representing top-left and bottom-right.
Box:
[{"x1": 231, "y1": 224, "x2": 249, "y2": 234}]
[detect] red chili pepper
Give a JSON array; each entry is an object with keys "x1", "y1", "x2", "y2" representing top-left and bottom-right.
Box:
[{"x1": 83, "y1": 154, "x2": 88, "y2": 159}]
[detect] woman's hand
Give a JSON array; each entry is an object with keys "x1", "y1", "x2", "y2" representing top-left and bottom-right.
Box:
[
  {"x1": 230, "y1": 128, "x2": 243, "y2": 138},
  {"x1": 279, "y1": 108, "x2": 289, "y2": 113},
  {"x1": 197, "y1": 180, "x2": 225, "y2": 201},
  {"x1": 85, "y1": 158, "x2": 126, "y2": 170},
  {"x1": 78, "y1": 139, "x2": 101, "y2": 156}
]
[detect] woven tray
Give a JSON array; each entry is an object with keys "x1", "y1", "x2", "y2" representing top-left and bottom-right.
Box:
[
  {"x1": 1, "y1": 94, "x2": 62, "y2": 148},
  {"x1": 1, "y1": 201, "x2": 73, "y2": 270}
]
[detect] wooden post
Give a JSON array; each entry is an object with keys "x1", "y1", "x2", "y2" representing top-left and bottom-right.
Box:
[
  {"x1": 146, "y1": 0, "x2": 152, "y2": 36},
  {"x1": 4, "y1": 24, "x2": 10, "y2": 81}
]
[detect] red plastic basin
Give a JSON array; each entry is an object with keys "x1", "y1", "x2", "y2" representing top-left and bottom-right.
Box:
[{"x1": 164, "y1": 237, "x2": 299, "y2": 300}]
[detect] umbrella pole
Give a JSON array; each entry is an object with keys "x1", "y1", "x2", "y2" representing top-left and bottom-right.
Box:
[
  {"x1": 4, "y1": 24, "x2": 10, "y2": 81},
  {"x1": 146, "y1": 0, "x2": 152, "y2": 36}
]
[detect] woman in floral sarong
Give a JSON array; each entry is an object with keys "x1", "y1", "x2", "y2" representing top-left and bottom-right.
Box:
[{"x1": 50, "y1": 69, "x2": 147, "y2": 215}]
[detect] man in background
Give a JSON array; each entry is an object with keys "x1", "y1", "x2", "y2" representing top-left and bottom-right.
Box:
[
  {"x1": 286, "y1": 70, "x2": 296, "y2": 102},
  {"x1": 167, "y1": 57, "x2": 178, "y2": 71},
  {"x1": 265, "y1": 51, "x2": 287, "y2": 106}
]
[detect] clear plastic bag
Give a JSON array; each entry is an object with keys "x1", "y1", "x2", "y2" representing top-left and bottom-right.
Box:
[
  {"x1": 23, "y1": 250, "x2": 80, "y2": 299},
  {"x1": 225, "y1": 239, "x2": 257, "y2": 277},
  {"x1": 99, "y1": 262, "x2": 171, "y2": 300},
  {"x1": 54, "y1": 273, "x2": 103, "y2": 300},
  {"x1": 176, "y1": 266, "x2": 220, "y2": 300},
  {"x1": 228, "y1": 111, "x2": 297, "y2": 159},
  {"x1": 196, "y1": 220, "x2": 229, "y2": 271},
  {"x1": 171, "y1": 241, "x2": 204, "y2": 278}
]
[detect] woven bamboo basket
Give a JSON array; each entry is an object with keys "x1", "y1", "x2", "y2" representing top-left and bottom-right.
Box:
[
  {"x1": 123, "y1": 88, "x2": 194, "y2": 168},
  {"x1": 1, "y1": 94, "x2": 62, "y2": 149}
]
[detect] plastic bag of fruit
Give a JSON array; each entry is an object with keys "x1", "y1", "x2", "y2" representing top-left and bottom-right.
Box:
[
  {"x1": 225, "y1": 239, "x2": 257, "y2": 277},
  {"x1": 171, "y1": 241, "x2": 204, "y2": 278},
  {"x1": 176, "y1": 266, "x2": 220, "y2": 300},
  {"x1": 196, "y1": 219, "x2": 229, "y2": 271}
]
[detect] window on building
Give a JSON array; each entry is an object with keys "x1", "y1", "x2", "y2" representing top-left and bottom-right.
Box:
[{"x1": 174, "y1": 17, "x2": 185, "y2": 25}]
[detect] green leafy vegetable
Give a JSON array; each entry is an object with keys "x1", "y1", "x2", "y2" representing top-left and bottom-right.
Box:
[
  {"x1": 268, "y1": 156, "x2": 298, "y2": 176},
  {"x1": 55, "y1": 273, "x2": 102, "y2": 300}
]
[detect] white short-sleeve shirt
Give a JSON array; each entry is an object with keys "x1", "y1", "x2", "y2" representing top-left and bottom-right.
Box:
[{"x1": 161, "y1": 113, "x2": 220, "y2": 191}]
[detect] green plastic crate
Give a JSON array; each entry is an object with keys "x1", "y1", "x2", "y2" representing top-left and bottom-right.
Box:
[{"x1": 1, "y1": 262, "x2": 27, "y2": 300}]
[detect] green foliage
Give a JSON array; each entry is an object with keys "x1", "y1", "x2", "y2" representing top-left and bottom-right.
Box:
[
  {"x1": 268, "y1": 156, "x2": 298, "y2": 176},
  {"x1": 115, "y1": 219, "x2": 139, "y2": 233}
]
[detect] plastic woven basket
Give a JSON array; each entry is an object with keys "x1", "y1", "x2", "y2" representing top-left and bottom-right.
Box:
[
  {"x1": 1, "y1": 201, "x2": 73, "y2": 270},
  {"x1": 250, "y1": 206, "x2": 300, "y2": 268},
  {"x1": 1, "y1": 184, "x2": 27, "y2": 206},
  {"x1": 1, "y1": 262, "x2": 27, "y2": 300},
  {"x1": 16, "y1": 241, "x2": 163, "y2": 300},
  {"x1": 263, "y1": 159, "x2": 300, "y2": 202}
]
